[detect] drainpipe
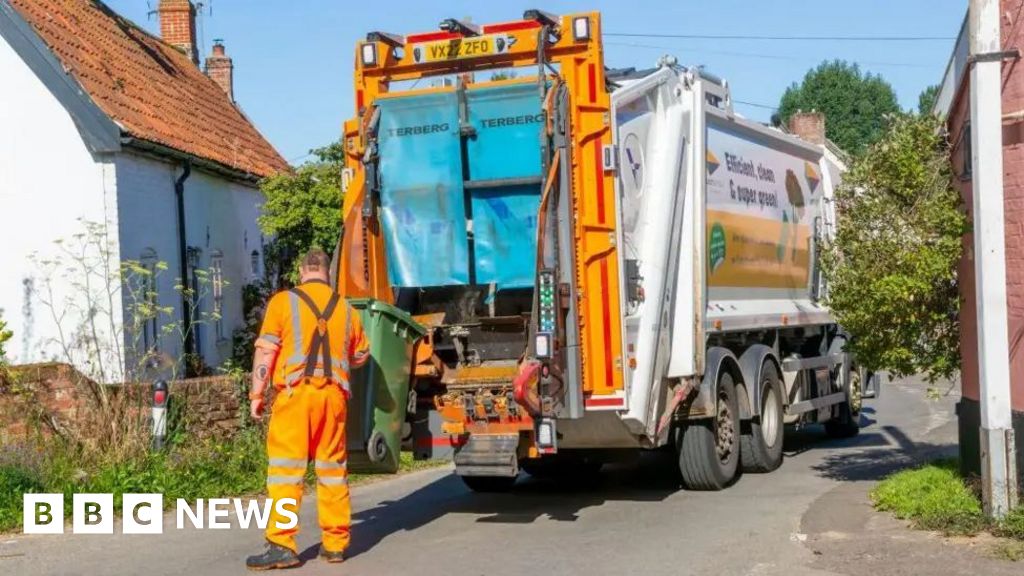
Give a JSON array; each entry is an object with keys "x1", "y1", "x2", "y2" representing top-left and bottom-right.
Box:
[{"x1": 175, "y1": 161, "x2": 195, "y2": 361}]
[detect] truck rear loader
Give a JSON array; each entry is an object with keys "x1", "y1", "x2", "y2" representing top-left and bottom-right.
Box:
[{"x1": 337, "y1": 10, "x2": 877, "y2": 491}]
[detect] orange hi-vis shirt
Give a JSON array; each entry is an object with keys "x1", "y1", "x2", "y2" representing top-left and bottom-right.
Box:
[{"x1": 256, "y1": 280, "x2": 369, "y2": 395}]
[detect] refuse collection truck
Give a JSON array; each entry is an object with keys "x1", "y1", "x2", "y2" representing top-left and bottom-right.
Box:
[{"x1": 336, "y1": 10, "x2": 876, "y2": 491}]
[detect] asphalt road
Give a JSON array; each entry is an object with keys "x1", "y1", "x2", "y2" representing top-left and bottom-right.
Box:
[{"x1": 3, "y1": 377, "x2": 971, "y2": 576}]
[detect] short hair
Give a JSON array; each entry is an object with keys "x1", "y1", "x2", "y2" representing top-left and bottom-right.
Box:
[{"x1": 300, "y1": 248, "x2": 330, "y2": 271}]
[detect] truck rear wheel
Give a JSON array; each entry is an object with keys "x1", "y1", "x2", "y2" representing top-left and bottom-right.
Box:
[
  {"x1": 460, "y1": 475, "x2": 517, "y2": 493},
  {"x1": 741, "y1": 362, "x2": 785, "y2": 473},
  {"x1": 677, "y1": 371, "x2": 740, "y2": 490},
  {"x1": 825, "y1": 367, "x2": 862, "y2": 439}
]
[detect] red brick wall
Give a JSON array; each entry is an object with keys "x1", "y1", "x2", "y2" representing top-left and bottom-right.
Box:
[
  {"x1": 0, "y1": 363, "x2": 247, "y2": 443},
  {"x1": 951, "y1": 0, "x2": 1024, "y2": 412},
  {"x1": 158, "y1": 0, "x2": 197, "y2": 64},
  {"x1": 205, "y1": 44, "x2": 234, "y2": 102}
]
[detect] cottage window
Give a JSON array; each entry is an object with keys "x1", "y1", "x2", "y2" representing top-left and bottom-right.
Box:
[
  {"x1": 211, "y1": 251, "x2": 226, "y2": 342},
  {"x1": 251, "y1": 250, "x2": 261, "y2": 277},
  {"x1": 140, "y1": 248, "x2": 159, "y2": 355}
]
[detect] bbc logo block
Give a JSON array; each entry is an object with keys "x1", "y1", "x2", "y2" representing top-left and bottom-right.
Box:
[{"x1": 23, "y1": 494, "x2": 163, "y2": 535}]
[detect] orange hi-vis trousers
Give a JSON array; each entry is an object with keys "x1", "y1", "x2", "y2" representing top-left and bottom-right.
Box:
[{"x1": 265, "y1": 382, "x2": 350, "y2": 553}]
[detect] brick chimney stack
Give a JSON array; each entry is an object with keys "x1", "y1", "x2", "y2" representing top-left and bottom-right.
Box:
[
  {"x1": 158, "y1": 0, "x2": 198, "y2": 65},
  {"x1": 205, "y1": 39, "x2": 234, "y2": 102},
  {"x1": 788, "y1": 110, "x2": 827, "y2": 146}
]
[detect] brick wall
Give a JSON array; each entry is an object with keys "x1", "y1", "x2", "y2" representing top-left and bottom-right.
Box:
[
  {"x1": 0, "y1": 363, "x2": 248, "y2": 443},
  {"x1": 158, "y1": 0, "x2": 197, "y2": 64},
  {"x1": 949, "y1": 0, "x2": 1024, "y2": 414},
  {"x1": 205, "y1": 41, "x2": 234, "y2": 102}
]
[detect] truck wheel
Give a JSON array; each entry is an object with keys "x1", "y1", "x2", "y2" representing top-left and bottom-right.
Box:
[
  {"x1": 460, "y1": 475, "x2": 517, "y2": 493},
  {"x1": 825, "y1": 366, "x2": 861, "y2": 439},
  {"x1": 740, "y1": 362, "x2": 785, "y2": 473},
  {"x1": 677, "y1": 371, "x2": 740, "y2": 490}
]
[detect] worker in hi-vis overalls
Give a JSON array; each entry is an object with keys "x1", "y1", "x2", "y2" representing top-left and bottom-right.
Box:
[{"x1": 245, "y1": 248, "x2": 369, "y2": 570}]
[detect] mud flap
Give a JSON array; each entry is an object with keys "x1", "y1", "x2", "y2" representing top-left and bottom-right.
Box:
[{"x1": 454, "y1": 433, "x2": 519, "y2": 477}]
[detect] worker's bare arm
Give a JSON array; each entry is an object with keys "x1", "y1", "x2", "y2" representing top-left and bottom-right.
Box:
[{"x1": 250, "y1": 339, "x2": 280, "y2": 419}]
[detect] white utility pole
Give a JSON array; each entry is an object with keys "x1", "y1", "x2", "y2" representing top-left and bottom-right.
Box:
[{"x1": 969, "y1": 0, "x2": 1018, "y2": 519}]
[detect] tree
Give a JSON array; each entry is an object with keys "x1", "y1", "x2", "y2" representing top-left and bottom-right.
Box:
[
  {"x1": 822, "y1": 114, "x2": 968, "y2": 382},
  {"x1": 0, "y1": 313, "x2": 11, "y2": 363},
  {"x1": 778, "y1": 60, "x2": 901, "y2": 154},
  {"x1": 918, "y1": 84, "x2": 940, "y2": 116},
  {"x1": 258, "y1": 141, "x2": 345, "y2": 278}
]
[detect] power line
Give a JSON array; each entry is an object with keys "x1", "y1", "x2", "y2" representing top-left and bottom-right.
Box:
[
  {"x1": 734, "y1": 100, "x2": 778, "y2": 111},
  {"x1": 604, "y1": 32, "x2": 956, "y2": 42},
  {"x1": 604, "y1": 41, "x2": 937, "y2": 70}
]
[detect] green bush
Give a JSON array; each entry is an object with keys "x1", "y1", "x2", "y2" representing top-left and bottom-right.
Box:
[
  {"x1": 823, "y1": 114, "x2": 969, "y2": 382},
  {"x1": 872, "y1": 459, "x2": 988, "y2": 535}
]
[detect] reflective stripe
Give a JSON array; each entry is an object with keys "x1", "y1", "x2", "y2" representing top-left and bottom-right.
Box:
[
  {"x1": 267, "y1": 475, "x2": 305, "y2": 486},
  {"x1": 315, "y1": 459, "x2": 347, "y2": 470},
  {"x1": 259, "y1": 334, "x2": 282, "y2": 345},
  {"x1": 288, "y1": 292, "x2": 303, "y2": 360},
  {"x1": 269, "y1": 457, "x2": 307, "y2": 468},
  {"x1": 317, "y1": 476, "x2": 348, "y2": 486}
]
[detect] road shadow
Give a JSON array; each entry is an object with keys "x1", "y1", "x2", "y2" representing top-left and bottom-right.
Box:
[
  {"x1": 333, "y1": 451, "x2": 679, "y2": 560},
  {"x1": 806, "y1": 423, "x2": 957, "y2": 482}
]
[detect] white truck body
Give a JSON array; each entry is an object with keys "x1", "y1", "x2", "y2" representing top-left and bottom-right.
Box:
[{"x1": 560, "y1": 64, "x2": 846, "y2": 449}]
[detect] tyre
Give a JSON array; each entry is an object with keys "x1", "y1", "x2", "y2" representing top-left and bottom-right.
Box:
[
  {"x1": 825, "y1": 363, "x2": 862, "y2": 439},
  {"x1": 677, "y1": 371, "x2": 741, "y2": 490},
  {"x1": 741, "y1": 362, "x2": 785, "y2": 473},
  {"x1": 460, "y1": 475, "x2": 517, "y2": 493}
]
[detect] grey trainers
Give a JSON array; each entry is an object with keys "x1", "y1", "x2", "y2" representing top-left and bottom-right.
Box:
[
  {"x1": 318, "y1": 544, "x2": 346, "y2": 564},
  {"x1": 245, "y1": 542, "x2": 300, "y2": 571}
]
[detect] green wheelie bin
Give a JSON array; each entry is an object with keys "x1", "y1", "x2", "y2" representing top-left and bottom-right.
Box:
[{"x1": 345, "y1": 298, "x2": 427, "y2": 473}]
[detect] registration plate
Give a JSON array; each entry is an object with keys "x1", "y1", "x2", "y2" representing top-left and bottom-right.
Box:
[{"x1": 412, "y1": 34, "x2": 514, "y2": 64}]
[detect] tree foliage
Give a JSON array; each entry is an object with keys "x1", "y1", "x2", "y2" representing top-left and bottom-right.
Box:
[
  {"x1": 918, "y1": 84, "x2": 940, "y2": 116},
  {"x1": 778, "y1": 60, "x2": 901, "y2": 154},
  {"x1": 823, "y1": 114, "x2": 968, "y2": 381},
  {"x1": 0, "y1": 313, "x2": 11, "y2": 364},
  {"x1": 258, "y1": 142, "x2": 344, "y2": 277}
]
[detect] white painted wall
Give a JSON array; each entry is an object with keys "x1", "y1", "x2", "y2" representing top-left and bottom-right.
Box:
[
  {"x1": 0, "y1": 32, "x2": 124, "y2": 379},
  {"x1": 1, "y1": 33, "x2": 267, "y2": 380},
  {"x1": 115, "y1": 152, "x2": 265, "y2": 372}
]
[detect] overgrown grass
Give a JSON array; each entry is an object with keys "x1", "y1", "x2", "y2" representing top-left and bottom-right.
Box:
[
  {"x1": 0, "y1": 431, "x2": 446, "y2": 533},
  {"x1": 872, "y1": 459, "x2": 987, "y2": 535},
  {"x1": 872, "y1": 458, "x2": 1024, "y2": 546}
]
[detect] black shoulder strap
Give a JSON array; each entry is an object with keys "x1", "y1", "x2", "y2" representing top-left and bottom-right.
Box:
[{"x1": 290, "y1": 287, "x2": 342, "y2": 380}]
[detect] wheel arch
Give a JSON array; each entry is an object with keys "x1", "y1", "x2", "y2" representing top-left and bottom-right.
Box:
[
  {"x1": 737, "y1": 344, "x2": 782, "y2": 419},
  {"x1": 694, "y1": 346, "x2": 744, "y2": 419}
]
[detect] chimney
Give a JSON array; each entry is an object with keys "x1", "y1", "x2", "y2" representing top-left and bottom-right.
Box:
[
  {"x1": 788, "y1": 110, "x2": 827, "y2": 146},
  {"x1": 205, "y1": 39, "x2": 234, "y2": 102},
  {"x1": 158, "y1": 0, "x2": 198, "y2": 65}
]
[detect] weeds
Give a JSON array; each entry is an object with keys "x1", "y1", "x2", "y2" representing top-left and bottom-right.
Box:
[{"x1": 0, "y1": 428, "x2": 446, "y2": 533}]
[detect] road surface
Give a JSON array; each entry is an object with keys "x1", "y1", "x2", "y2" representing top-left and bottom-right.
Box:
[{"x1": 4, "y1": 377, "x2": 1013, "y2": 576}]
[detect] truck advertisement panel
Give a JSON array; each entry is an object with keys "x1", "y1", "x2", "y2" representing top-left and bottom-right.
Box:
[{"x1": 704, "y1": 124, "x2": 823, "y2": 295}]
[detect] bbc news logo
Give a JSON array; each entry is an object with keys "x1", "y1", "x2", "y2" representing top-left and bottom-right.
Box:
[{"x1": 23, "y1": 494, "x2": 298, "y2": 534}]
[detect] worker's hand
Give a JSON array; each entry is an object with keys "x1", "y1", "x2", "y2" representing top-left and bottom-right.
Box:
[{"x1": 250, "y1": 397, "x2": 265, "y2": 421}]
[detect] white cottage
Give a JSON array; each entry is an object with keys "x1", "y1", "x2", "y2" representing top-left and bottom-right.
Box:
[{"x1": 0, "y1": 0, "x2": 289, "y2": 380}]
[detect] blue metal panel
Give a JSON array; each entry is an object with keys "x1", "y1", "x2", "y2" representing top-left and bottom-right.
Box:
[
  {"x1": 466, "y1": 84, "x2": 544, "y2": 288},
  {"x1": 377, "y1": 92, "x2": 467, "y2": 288}
]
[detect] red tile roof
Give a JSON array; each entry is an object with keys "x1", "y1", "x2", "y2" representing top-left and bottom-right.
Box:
[{"x1": 10, "y1": 0, "x2": 289, "y2": 178}]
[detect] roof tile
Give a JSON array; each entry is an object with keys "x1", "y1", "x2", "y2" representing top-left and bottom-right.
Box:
[{"x1": 10, "y1": 0, "x2": 289, "y2": 178}]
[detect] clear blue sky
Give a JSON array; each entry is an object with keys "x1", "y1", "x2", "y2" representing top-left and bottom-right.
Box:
[{"x1": 107, "y1": 0, "x2": 965, "y2": 164}]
